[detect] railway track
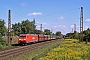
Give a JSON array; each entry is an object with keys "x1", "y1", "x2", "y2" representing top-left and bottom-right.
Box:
[{"x1": 0, "y1": 39, "x2": 63, "y2": 60}]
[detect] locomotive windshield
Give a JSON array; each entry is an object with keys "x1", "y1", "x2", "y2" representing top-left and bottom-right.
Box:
[{"x1": 19, "y1": 36, "x2": 26, "y2": 38}]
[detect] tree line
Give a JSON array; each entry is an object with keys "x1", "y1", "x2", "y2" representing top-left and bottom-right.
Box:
[
  {"x1": 0, "y1": 18, "x2": 90, "y2": 42},
  {"x1": 0, "y1": 19, "x2": 62, "y2": 36},
  {"x1": 66, "y1": 28, "x2": 90, "y2": 42},
  {"x1": 0, "y1": 18, "x2": 90, "y2": 46}
]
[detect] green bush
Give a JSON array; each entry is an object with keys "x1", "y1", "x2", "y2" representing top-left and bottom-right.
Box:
[
  {"x1": 0, "y1": 34, "x2": 6, "y2": 46},
  {"x1": 64, "y1": 37, "x2": 70, "y2": 39}
]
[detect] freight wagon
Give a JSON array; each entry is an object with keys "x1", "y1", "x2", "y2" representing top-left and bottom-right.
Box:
[
  {"x1": 38, "y1": 34, "x2": 48, "y2": 42},
  {"x1": 48, "y1": 35, "x2": 56, "y2": 40}
]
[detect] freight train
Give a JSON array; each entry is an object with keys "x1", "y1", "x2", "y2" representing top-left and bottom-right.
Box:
[{"x1": 18, "y1": 34, "x2": 63, "y2": 45}]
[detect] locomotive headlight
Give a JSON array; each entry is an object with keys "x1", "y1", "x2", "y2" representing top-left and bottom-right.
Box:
[
  {"x1": 19, "y1": 39, "x2": 21, "y2": 40},
  {"x1": 24, "y1": 39, "x2": 26, "y2": 40}
]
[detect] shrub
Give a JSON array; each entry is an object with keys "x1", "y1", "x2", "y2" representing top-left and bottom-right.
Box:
[
  {"x1": 64, "y1": 37, "x2": 70, "y2": 39},
  {"x1": 0, "y1": 34, "x2": 6, "y2": 46}
]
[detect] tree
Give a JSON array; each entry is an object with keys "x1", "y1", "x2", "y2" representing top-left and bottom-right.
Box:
[
  {"x1": 83, "y1": 28, "x2": 90, "y2": 42},
  {"x1": 44, "y1": 29, "x2": 51, "y2": 35},
  {"x1": 35, "y1": 30, "x2": 42, "y2": 34},
  {"x1": 73, "y1": 31, "x2": 79, "y2": 39},
  {"x1": 12, "y1": 22, "x2": 22, "y2": 35},
  {"x1": 21, "y1": 19, "x2": 36, "y2": 34},
  {"x1": 0, "y1": 19, "x2": 7, "y2": 36},
  {"x1": 12, "y1": 19, "x2": 36, "y2": 35},
  {"x1": 56, "y1": 31, "x2": 61, "y2": 36},
  {"x1": 66, "y1": 32, "x2": 74, "y2": 38},
  {"x1": 0, "y1": 33, "x2": 6, "y2": 46}
]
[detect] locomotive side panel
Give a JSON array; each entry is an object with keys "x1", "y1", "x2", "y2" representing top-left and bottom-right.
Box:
[
  {"x1": 18, "y1": 34, "x2": 38, "y2": 44},
  {"x1": 27, "y1": 34, "x2": 38, "y2": 43}
]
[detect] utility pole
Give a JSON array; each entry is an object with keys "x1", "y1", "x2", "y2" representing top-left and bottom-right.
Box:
[
  {"x1": 40, "y1": 24, "x2": 42, "y2": 31},
  {"x1": 70, "y1": 28, "x2": 73, "y2": 38},
  {"x1": 40, "y1": 24, "x2": 42, "y2": 34},
  {"x1": 72, "y1": 28, "x2": 73, "y2": 33},
  {"x1": 80, "y1": 7, "x2": 83, "y2": 42},
  {"x1": 73, "y1": 23, "x2": 76, "y2": 39},
  {"x1": 74, "y1": 24, "x2": 76, "y2": 32},
  {"x1": 8, "y1": 10, "x2": 11, "y2": 45},
  {"x1": 50, "y1": 28, "x2": 52, "y2": 39},
  {"x1": 33, "y1": 18, "x2": 35, "y2": 25},
  {"x1": 33, "y1": 18, "x2": 35, "y2": 33}
]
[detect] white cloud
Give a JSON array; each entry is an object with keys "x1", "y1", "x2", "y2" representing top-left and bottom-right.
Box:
[
  {"x1": 85, "y1": 19, "x2": 90, "y2": 22},
  {"x1": 70, "y1": 24, "x2": 80, "y2": 28},
  {"x1": 70, "y1": 25, "x2": 74, "y2": 28},
  {"x1": 58, "y1": 25, "x2": 62, "y2": 26},
  {"x1": 52, "y1": 25, "x2": 71, "y2": 35},
  {"x1": 36, "y1": 26, "x2": 40, "y2": 28},
  {"x1": 36, "y1": 22, "x2": 47, "y2": 25},
  {"x1": 53, "y1": 25, "x2": 66, "y2": 29},
  {"x1": 53, "y1": 26, "x2": 58, "y2": 28},
  {"x1": 62, "y1": 25, "x2": 66, "y2": 28},
  {"x1": 36, "y1": 22, "x2": 41, "y2": 24},
  {"x1": 28, "y1": 12, "x2": 42, "y2": 16},
  {"x1": 21, "y1": 3, "x2": 27, "y2": 6},
  {"x1": 43, "y1": 23, "x2": 47, "y2": 25},
  {"x1": 44, "y1": 27, "x2": 50, "y2": 29},
  {"x1": 84, "y1": 26, "x2": 89, "y2": 30},
  {"x1": 86, "y1": 26, "x2": 89, "y2": 29},
  {"x1": 58, "y1": 16, "x2": 64, "y2": 20}
]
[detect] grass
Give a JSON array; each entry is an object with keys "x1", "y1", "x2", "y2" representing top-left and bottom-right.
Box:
[
  {"x1": 2, "y1": 36, "x2": 19, "y2": 44},
  {"x1": 9, "y1": 39, "x2": 64, "y2": 60},
  {"x1": 0, "y1": 44, "x2": 13, "y2": 49},
  {"x1": 0, "y1": 36, "x2": 18, "y2": 49},
  {"x1": 37, "y1": 39, "x2": 90, "y2": 60}
]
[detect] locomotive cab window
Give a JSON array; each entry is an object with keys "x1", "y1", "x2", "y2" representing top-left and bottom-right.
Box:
[{"x1": 19, "y1": 36, "x2": 26, "y2": 38}]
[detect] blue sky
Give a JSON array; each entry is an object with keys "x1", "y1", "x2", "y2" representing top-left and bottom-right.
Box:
[{"x1": 0, "y1": 0, "x2": 90, "y2": 35}]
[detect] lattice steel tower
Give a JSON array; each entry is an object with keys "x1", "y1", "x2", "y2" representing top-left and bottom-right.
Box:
[
  {"x1": 33, "y1": 18, "x2": 35, "y2": 24},
  {"x1": 74, "y1": 24, "x2": 76, "y2": 32},
  {"x1": 8, "y1": 10, "x2": 11, "y2": 44},
  {"x1": 40, "y1": 24, "x2": 42, "y2": 31},
  {"x1": 80, "y1": 7, "x2": 83, "y2": 42}
]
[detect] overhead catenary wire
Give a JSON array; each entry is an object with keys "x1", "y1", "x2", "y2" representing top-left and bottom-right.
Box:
[
  {"x1": 11, "y1": 7, "x2": 80, "y2": 20},
  {"x1": 35, "y1": 8, "x2": 80, "y2": 19},
  {"x1": 6, "y1": 7, "x2": 80, "y2": 31}
]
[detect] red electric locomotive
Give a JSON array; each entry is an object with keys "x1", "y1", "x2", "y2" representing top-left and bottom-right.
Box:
[{"x1": 18, "y1": 34, "x2": 38, "y2": 44}]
